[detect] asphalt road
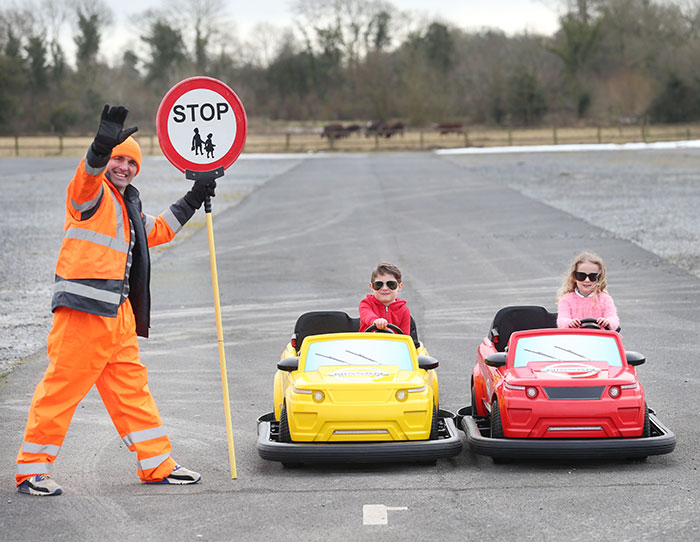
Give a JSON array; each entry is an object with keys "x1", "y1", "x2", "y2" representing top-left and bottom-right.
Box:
[{"x1": 1, "y1": 150, "x2": 699, "y2": 541}]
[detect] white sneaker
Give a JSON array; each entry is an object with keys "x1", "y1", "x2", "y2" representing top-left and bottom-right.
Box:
[
  {"x1": 145, "y1": 465, "x2": 201, "y2": 485},
  {"x1": 17, "y1": 474, "x2": 63, "y2": 496}
]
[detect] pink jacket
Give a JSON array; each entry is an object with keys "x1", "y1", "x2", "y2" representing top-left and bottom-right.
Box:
[
  {"x1": 359, "y1": 295, "x2": 411, "y2": 335},
  {"x1": 557, "y1": 290, "x2": 620, "y2": 330}
]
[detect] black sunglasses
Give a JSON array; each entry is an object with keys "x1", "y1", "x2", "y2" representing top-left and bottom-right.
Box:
[
  {"x1": 574, "y1": 271, "x2": 599, "y2": 282},
  {"x1": 372, "y1": 280, "x2": 399, "y2": 291}
]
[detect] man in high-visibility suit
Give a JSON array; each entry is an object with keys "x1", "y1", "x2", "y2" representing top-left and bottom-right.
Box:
[{"x1": 16, "y1": 105, "x2": 215, "y2": 496}]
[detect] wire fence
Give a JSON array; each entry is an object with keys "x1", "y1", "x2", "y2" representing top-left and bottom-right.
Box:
[{"x1": 2, "y1": 123, "x2": 699, "y2": 157}]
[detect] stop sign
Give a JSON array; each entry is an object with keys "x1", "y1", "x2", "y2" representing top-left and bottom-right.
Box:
[{"x1": 156, "y1": 76, "x2": 247, "y2": 172}]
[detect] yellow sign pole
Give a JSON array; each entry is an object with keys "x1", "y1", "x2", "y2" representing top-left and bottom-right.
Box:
[
  {"x1": 186, "y1": 165, "x2": 237, "y2": 480},
  {"x1": 204, "y1": 201, "x2": 237, "y2": 479}
]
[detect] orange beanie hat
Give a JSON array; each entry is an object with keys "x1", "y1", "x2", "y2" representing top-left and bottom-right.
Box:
[{"x1": 111, "y1": 136, "x2": 142, "y2": 175}]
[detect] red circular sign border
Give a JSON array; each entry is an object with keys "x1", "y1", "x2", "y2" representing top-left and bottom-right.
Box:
[{"x1": 156, "y1": 76, "x2": 247, "y2": 172}]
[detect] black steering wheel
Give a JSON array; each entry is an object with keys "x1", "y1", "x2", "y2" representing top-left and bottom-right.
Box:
[
  {"x1": 579, "y1": 318, "x2": 610, "y2": 330},
  {"x1": 366, "y1": 323, "x2": 404, "y2": 334}
]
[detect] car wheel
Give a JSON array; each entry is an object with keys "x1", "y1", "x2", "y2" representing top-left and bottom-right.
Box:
[
  {"x1": 490, "y1": 400, "x2": 505, "y2": 439},
  {"x1": 641, "y1": 403, "x2": 650, "y2": 438},
  {"x1": 279, "y1": 406, "x2": 292, "y2": 443},
  {"x1": 429, "y1": 405, "x2": 439, "y2": 440}
]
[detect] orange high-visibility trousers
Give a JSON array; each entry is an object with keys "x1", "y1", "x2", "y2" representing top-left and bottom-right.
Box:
[{"x1": 16, "y1": 299, "x2": 176, "y2": 485}]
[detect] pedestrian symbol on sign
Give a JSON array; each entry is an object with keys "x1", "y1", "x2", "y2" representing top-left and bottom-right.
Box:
[
  {"x1": 192, "y1": 128, "x2": 203, "y2": 155},
  {"x1": 204, "y1": 133, "x2": 215, "y2": 158}
]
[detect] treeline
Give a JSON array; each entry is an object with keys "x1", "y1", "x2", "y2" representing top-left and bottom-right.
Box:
[{"x1": 2, "y1": 0, "x2": 700, "y2": 136}]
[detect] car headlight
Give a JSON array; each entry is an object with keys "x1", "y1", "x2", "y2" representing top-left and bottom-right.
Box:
[
  {"x1": 293, "y1": 387, "x2": 325, "y2": 403},
  {"x1": 504, "y1": 382, "x2": 525, "y2": 391},
  {"x1": 505, "y1": 382, "x2": 538, "y2": 398},
  {"x1": 395, "y1": 386, "x2": 426, "y2": 402}
]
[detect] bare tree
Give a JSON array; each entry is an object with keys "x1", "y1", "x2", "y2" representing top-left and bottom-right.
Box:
[
  {"x1": 292, "y1": 0, "x2": 397, "y2": 67},
  {"x1": 245, "y1": 22, "x2": 282, "y2": 68},
  {"x1": 167, "y1": 0, "x2": 228, "y2": 73},
  {"x1": 70, "y1": 0, "x2": 112, "y2": 68}
]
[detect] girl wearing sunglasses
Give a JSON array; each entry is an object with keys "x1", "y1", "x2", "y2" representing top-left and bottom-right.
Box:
[
  {"x1": 359, "y1": 261, "x2": 411, "y2": 335},
  {"x1": 556, "y1": 251, "x2": 619, "y2": 331}
]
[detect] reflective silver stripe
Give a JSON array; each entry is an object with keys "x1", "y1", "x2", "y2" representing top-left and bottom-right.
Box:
[
  {"x1": 144, "y1": 213, "x2": 156, "y2": 236},
  {"x1": 53, "y1": 280, "x2": 122, "y2": 304},
  {"x1": 63, "y1": 189, "x2": 129, "y2": 252},
  {"x1": 71, "y1": 185, "x2": 104, "y2": 212},
  {"x1": 111, "y1": 190, "x2": 125, "y2": 240},
  {"x1": 16, "y1": 463, "x2": 51, "y2": 476},
  {"x1": 22, "y1": 441, "x2": 60, "y2": 457},
  {"x1": 122, "y1": 426, "x2": 167, "y2": 447},
  {"x1": 547, "y1": 426, "x2": 603, "y2": 431},
  {"x1": 161, "y1": 207, "x2": 182, "y2": 234},
  {"x1": 138, "y1": 453, "x2": 170, "y2": 471},
  {"x1": 64, "y1": 227, "x2": 129, "y2": 253},
  {"x1": 84, "y1": 157, "x2": 106, "y2": 176}
]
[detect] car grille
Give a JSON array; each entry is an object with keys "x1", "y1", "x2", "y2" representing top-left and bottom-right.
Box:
[{"x1": 543, "y1": 386, "x2": 605, "y2": 400}]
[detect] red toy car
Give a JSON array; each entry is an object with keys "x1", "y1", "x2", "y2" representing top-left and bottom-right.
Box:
[{"x1": 461, "y1": 306, "x2": 676, "y2": 460}]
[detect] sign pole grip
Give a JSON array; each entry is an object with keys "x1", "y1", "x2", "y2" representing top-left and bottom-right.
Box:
[{"x1": 185, "y1": 167, "x2": 237, "y2": 479}]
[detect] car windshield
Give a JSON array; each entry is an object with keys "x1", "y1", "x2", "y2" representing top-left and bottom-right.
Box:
[
  {"x1": 513, "y1": 334, "x2": 622, "y2": 368},
  {"x1": 304, "y1": 338, "x2": 414, "y2": 372}
]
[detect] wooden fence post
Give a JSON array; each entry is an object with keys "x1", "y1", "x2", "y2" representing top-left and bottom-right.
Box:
[
  {"x1": 285, "y1": 133, "x2": 290, "y2": 151},
  {"x1": 597, "y1": 126, "x2": 602, "y2": 144},
  {"x1": 58, "y1": 136, "x2": 64, "y2": 155},
  {"x1": 508, "y1": 130, "x2": 513, "y2": 146},
  {"x1": 14, "y1": 136, "x2": 19, "y2": 156},
  {"x1": 552, "y1": 126, "x2": 558, "y2": 145},
  {"x1": 419, "y1": 129, "x2": 424, "y2": 150}
]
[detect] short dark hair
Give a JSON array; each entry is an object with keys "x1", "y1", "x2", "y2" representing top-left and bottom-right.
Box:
[{"x1": 371, "y1": 261, "x2": 402, "y2": 282}]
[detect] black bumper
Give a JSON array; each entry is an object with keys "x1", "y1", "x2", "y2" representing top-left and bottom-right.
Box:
[
  {"x1": 256, "y1": 409, "x2": 463, "y2": 465},
  {"x1": 458, "y1": 406, "x2": 676, "y2": 460}
]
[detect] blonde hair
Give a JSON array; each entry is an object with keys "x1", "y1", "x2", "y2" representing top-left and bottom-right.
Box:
[{"x1": 556, "y1": 251, "x2": 608, "y2": 301}]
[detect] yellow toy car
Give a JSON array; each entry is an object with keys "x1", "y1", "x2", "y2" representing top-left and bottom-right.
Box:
[{"x1": 256, "y1": 311, "x2": 463, "y2": 465}]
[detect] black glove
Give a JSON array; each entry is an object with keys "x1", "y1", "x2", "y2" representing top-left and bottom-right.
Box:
[
  {"x1": 91, "y1": 104, "x2": 139, "y2": 157},
  {"x1": 184, "y1": 178, "x2": 217, "y2": 210}
]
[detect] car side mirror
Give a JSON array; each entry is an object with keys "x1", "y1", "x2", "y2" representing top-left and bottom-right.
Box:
[
  {"x1": 417, "y1": 355, "x2": 439, "y2": 370},
  {"x1": 625, "y1": 351, "x2": 645, "y2": 366},
  {"x1": 277, "y1": 356, "x2": 299, "y2": 372},
  {"x1": 485, "y1": 352, "x2": 507, "y2": 367}
]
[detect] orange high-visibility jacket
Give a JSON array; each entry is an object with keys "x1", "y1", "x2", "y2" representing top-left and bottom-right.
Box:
[{"x1": 51, "y1": 158, "x2": 195, "y2": 337}]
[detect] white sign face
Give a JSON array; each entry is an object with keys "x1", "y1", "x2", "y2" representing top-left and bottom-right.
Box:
[{"x1": 166, "y1": 88, "x2": 238, "y2": 165}]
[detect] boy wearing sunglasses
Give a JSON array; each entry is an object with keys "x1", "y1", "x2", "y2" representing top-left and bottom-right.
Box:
[
  {"x1": 556, "y1": 251, "x2": 619, "y2": 330},
  {"x1": 359, "y1": 262, "x2": 411, "y2": 335}
]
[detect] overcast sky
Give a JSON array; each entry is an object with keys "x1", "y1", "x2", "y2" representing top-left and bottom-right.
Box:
[{"x1": 85, "y1": 0, "x2": 562, "y2": 63}]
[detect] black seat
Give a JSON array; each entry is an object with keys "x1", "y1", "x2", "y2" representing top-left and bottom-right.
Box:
[
  {"x1": 409, "y1": 317, "x2": 420, "y2": 349},
  {"x1": 291, "y1": 311, "x2": 421, "y2": 352},
  {"x1": 291, "y1": 311, "x2": 359, "y2": 352},
  {"x1": 488, "y1": 306, "x2": 557, "y2": 352}
]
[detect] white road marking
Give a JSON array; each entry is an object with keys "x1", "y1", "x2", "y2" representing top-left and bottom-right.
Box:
[
  {"x1": 436, "y1": 139, "x2": 700, "y2": 155},
  {"x1": 363, "y1": 504, "x2": 408, "y2": 525}
]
